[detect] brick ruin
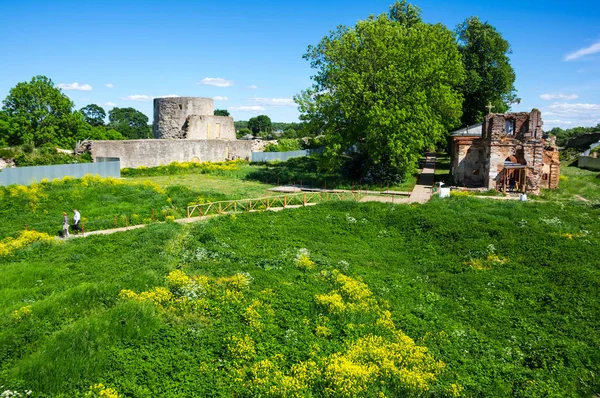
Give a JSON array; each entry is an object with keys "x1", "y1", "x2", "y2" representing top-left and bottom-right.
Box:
[{"x1": 450, "y1": 109, "x2": 560, "y2": 195}]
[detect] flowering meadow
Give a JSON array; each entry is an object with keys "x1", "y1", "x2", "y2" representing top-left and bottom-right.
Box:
[{"x1": 0, "y1": 198, "x2": 599, "y2": 397}]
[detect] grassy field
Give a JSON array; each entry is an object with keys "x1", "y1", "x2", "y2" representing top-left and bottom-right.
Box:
[
  {"x1": 537, "y1": 165, "x2": 600, "y2": 202},
  {"x1": 0, "y1": 158, "x2": 420, "y2": 240},
  {"x1": 1, "y1": 197, "x2": 598, "y2": 397}
]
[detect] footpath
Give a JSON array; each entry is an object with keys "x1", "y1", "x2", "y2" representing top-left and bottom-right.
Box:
[
  {"x1": 62, "y1": 154, "x2": 438, "y2": 240},
  {"x1": 358, "y1": 153, "x2": 436, "y2": 204}
]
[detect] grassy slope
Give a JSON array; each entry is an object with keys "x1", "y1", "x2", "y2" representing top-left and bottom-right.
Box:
[
  {"x1": 1, "y1": 198, "x2": 598, "y2": 397},
  {"x1": 537, "y1": 165, "x2": 600, "y2": 202}
]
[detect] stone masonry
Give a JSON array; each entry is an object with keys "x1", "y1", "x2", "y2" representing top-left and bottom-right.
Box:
[
  {"x1": 153, "y1": 97, "x2": 235, "y2": 140},
  {"x1": 451, "y1": 109, "x2": 560, "y2": 194}
]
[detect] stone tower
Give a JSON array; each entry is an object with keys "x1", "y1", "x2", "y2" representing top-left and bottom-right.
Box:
[{"x1": 153, "y1": 97, "x2": 235, "y2": 140}]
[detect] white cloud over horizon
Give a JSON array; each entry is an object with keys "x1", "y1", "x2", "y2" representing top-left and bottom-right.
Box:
[
  {"x1": 250, "y1": 97, "x2": 294, "y2": 106},
  {"x1": 543, "y1": 102, "x2": 600, "y2": 129},
  {"x1": 104, "y1": 101, "x2": 117, "y2": 107},
  {"x1": 248, "y1": 85, "x2": 258, "y2": 89},
  {"x1": 197, "y1": 77, "x2": 234, "y2": 87},
  {"x1": 564, "y1": 41, "x2": 600, "y2": 61},
  {"x1": 105, "y1": 83, "x2": 114, "y2": 88},
  {"x1": 157, "y1": 94, "x2": 179, "y2": 98},
  {"x1": 121, "y1": 94, "x2": 153, "y2": 101},
  {"x1": 57, "y1": 82, "x2": 93, "y2": 91},
  {"x1": 213, "y1": 96, "x2": 229, "y2": 101},
  {"x1": 540, "y1": 93, "x2": 579, "y2": 101},
  {"x1": 229, "y1": 105, "x2": 265, "y2": 112}
]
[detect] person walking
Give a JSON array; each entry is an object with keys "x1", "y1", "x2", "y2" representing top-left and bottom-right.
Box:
[
  {"x1": 62, "y1": 212, "x2": 70, "y2": 238},
  {"x1": 73, "y1": 209, "x2": 81, "y2": 233}
]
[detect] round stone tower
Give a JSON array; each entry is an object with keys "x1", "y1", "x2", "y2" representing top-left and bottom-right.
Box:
[{"x1": 153, "y1": 97, "x2": 214, "y2": 139}]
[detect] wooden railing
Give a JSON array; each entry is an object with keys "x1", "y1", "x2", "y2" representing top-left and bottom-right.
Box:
[{"x1": 187, "y1": 190, "x2": 364, "y2": 218}]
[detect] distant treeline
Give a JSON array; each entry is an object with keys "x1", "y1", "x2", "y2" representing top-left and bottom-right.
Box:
[{"x1": 548, "y1": 124, "x2": 600, "y2": 147}]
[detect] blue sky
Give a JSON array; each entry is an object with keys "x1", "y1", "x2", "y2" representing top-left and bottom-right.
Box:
[{"x1": 0, "y1": 0, "x2": 599, "y2": 129}]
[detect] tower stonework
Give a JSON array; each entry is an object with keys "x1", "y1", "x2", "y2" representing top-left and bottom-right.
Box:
[{"x1": 153, "y1": 97, "x2": 235, "y2": 140}]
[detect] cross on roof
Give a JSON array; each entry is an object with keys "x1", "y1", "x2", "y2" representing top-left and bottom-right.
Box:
[{"x1": 486, "y1": 102, "x2": 494, "y2": 114}]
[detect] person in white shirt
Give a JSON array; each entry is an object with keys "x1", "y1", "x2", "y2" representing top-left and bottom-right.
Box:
[{"x1": 73, "y1": 209, "x2": 81, "y2": 233}]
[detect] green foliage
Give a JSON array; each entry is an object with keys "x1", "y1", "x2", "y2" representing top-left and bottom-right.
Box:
[
  {"x1": 296, "y1": 1, "x2": 465, "y2": 182},
  {"x1": 456, "y1": 16, "x2": 520, "y2": 125},
  {"x1": 122, "y1": 160, "x2": 246, "y2": 177},
  {"x1": 548, "y1": 124, "x2": 600, "y2": 147},
  {"x1": 80, "y1": 104, "x2": 106, "y2": 127},
  {"x1": 263, "y1": 138, "x2": 302, "y2": 152},
  {"x1": 108, "y1": 107, "x2": 151, "y2": 139},
  {"x1": 236, "y1": 127, "x2": 252, "y2": 139},
  {"x1": 0, "y1": 198, "x2": 598, "y2": 396},
  {"x1": 214, "y1": 109, "x2": 230, "y2": 117},
  {"x1": 0, "y1": 76, "x2": 81, "y2": 147},
  {"x1": 13, "y1": 151, "x2": 90, "y2": 167},
  {"x1": 0, "y1": 175, "x2": 215, "y2": 239},
  {"x1": 248, "y1": 115, "x2": 272, "y2": 135}
]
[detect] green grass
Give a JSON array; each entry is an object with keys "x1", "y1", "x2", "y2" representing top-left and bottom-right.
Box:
[
  {"x1": 1, "y1": 198, "x2": 598, "y2": 397},
  {"x1": 538, "y1": 165, "x2": 600, "y2": 202}
]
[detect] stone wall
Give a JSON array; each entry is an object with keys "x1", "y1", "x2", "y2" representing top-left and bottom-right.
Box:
[
  {"x1": 91, "y1": 139, "x2": 255, "y2": 169},
  {"x1": 186, "y1": 115, "x2": 235, "y2": 140},
  {"x1": 153, "y1": 97, "x2": 214, "y2": 139},
  {"x1": 484, "y1": 110, "x2": 545, "y2": 194},
  {"x1": 451, "y1": 137, "x2": 486, "y2": 186}
]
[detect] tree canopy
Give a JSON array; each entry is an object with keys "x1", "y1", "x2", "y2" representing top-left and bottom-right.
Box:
[
  {"x1": 456, "y1": 16, "x2": 520, "y2": 126},
  {"x1": 108, "y1": 107, "x2": 151, "y2": 139},
  {"x1": 248, "y1": 115, "x2": 272, "y2": 135},
  {"x1": 295, "y1": 1, "x2": 464, "y2": 181},
  {"x1": 214, "y1": 109, "x2": 230, "y2": 117},
  {"x1": 1, "y1": 76, "x2": 81, "y2": 147},
  {"x1": 80, "y1": 104, "x2": 106, "y2": 126}
]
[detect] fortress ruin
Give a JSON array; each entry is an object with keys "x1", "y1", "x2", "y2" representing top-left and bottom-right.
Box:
[
  {"x1": 91, "y1": 97, "x2": 260, "y2": 168},
  {"x1": 153, "y1": 97, "x2": 236, "y2": 140}
]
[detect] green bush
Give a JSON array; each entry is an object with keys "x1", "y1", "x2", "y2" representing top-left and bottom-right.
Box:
[{"x1": 264, "y1": 138, "x2": 302, "y2": 152}]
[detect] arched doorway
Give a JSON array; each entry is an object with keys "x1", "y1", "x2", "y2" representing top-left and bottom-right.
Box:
[{"x1": 501, "y1": 156, "x2": 528, "y2": 193}]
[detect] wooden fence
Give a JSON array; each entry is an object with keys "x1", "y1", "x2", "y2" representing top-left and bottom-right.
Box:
[{"x1": 187, "y1": 190, "x2": 363, "y2": 218}]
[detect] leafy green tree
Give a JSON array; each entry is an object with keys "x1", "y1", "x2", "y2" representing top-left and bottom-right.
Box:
[
  {"x1": 248, "y1": 115, "x2": 272, "y2": 135},
  {"x1": 214, "y1": 109, "x2": 230, "y2": 117},
  {"x1": 236, "y1": 127, "x2": 253, "y2": 139},
  {"x1": 108, "y1": 107, "x2": 151, "y2": 139},
  {"x1": 1, "y1": 75, "x2": 80, "y2": 147},
  {"x1": 295, "y1": 1, "x2": 464, "y2": 181},
  {"x1": 456, "y1": 16, "x2": 520, "y2": 126},
  {"x1": 80, "y1": 104, "x2": 106, "y2": 126}
]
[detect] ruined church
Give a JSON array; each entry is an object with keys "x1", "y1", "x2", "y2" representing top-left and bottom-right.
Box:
[{"x1": 450, "y1": 109, "x2": 560, "y2": 195}]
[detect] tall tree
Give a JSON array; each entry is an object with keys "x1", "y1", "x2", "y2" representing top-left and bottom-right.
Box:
[
  {"x1": 80, "y1": 104, "x2": 106, "y2": 126},
  {"x1": 1, "y1": 75, "x2": 80, "y2": 147},
  {"x1": 108, "y1": 107, "x2": 150, "y2": 139},
  {"x1": 295, "y1": 1, "x2": 464, "y2": 181},
  {"x1": 214, "y1": 109, "x2": 230, "y2": 117},
  {"x1": 248, "y1": 115, "x2": 272, "y2": 134},
  {"x1": 456, "y1": 16, "x2": 520, "y2": 126}
]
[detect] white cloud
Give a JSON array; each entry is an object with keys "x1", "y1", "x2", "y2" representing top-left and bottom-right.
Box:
[
  {"x1": 564, "y1": 41, "x2": 600, "y2": 61},
  {"x1": 105, "y1": 83, "x2": 114, "y2": 88},
  {"x1": 57, "y1": 82, "x2": 93, "y2": 91},
  {"x1": 229, "y1": 105, "x2": 265, "y2": 112},
  {"x1": 104, "y1": 101, "x2": 117, "y2": 107},
  {"x1": 213, "y1": 96, "x2": 229, "y2": 101},
  {"x1": 157, "y1": 94, "x2": 179, "y2": 98},
  {"x1": 540, "y1": 93, "x2": 579, "y2": 101},
  {"x1": 543, "y1": 102, "x2": 600, "y2": 128},
  {"x1": 197, "y1": 77, "x2": 234, "y2": 87},
  {"x1": 121, "y1": 94, "x2": 153, "y2": 101},
  {"x1": 248, "y1": 85, "x2": 258, "y2": 89},
  {"x1": 250, "y1": 97, "x2": 294, "y2": 106}
]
